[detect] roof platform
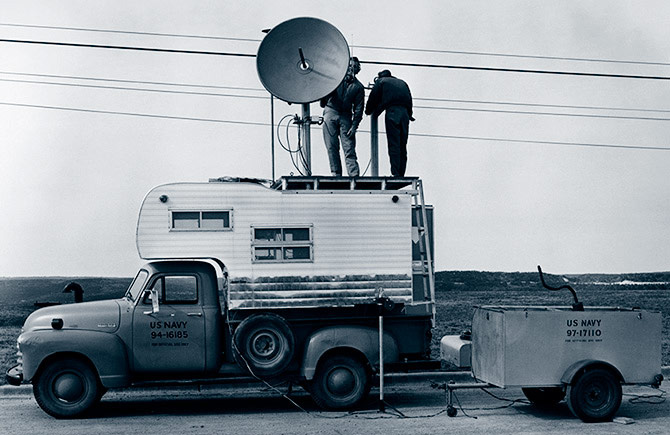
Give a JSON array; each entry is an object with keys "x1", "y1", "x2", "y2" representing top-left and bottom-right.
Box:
[{"x1": 271, "y1": 176, "x2": 420, "y2": 191}]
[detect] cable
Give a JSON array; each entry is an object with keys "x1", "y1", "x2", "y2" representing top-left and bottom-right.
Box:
[
  {"x1": 4, "y1": 22, "x2": 669, "y2": 67},
  {"x1": 0, "y1": 22, "x2": 261, "y2": 43},
  {"x1": 360, "y1": 58, "x2": 670, "y2": 81},
  {"x1": 8, "y1": 76, "x2": 670, "y2": 122},
  {"x1": 0, "y1": 101, "x2": 269, "y2": 127},
  {"x1": 4, "y1": 39, "x2": 670, "y2": 81},
  {"x1": 6, "y1": 70, "x2": 670, "y2": 116},
  {"x1": 3, "y1": 101, "x2": 670, "y2": 152},
  {"x1": 0, "y1": 39, "x2": 256, "y2": 58},
  {"x1": 413, "y1": 96, "x2": 670, "y2": 115},
  {"x1": 413, "y1": 104, "x2": 670, "y2": 122},
  {"x1": 406, "y1": 132, "x2": 670, "y2": 151},
  {"x1": 353, "y1": 44, "x2": 670, "y2": 67},
  {"x1": 0, "y1": 70, "x2": 265, "y2": 92},
  {"x1": 0, "y1": 78, "x2": 269, "y2": 100},
  {"x1": 624, "y1": 388, "x2": 666, "y2": 404}
]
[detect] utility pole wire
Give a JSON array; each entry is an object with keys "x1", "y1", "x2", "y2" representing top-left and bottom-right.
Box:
[
  {"x1": 2, "y1": 101, "x2": 669, "y2": 151},
  {"x1": 4, "y1": 70, "x2": 670, "y2": 114},
  {"x1": 5, "y1": 77, "x2": 670, "y2": 122},
  {"x1": 3, "y1": 39, "x2": 670, "y2": 81},
  {"x1": 3, "y1": 22, "x2": 670, "y2": 67},
  {"x1": 0, "y1": 39, "x2": 256, "y2": 58}
]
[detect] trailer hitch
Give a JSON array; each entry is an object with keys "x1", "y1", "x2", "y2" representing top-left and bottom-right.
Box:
[{"x1": 537, "y1": 265, "x2": 584, "y2": 311}]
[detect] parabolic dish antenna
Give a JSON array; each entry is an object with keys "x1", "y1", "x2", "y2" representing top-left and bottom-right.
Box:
[{"x1": 257, "y1": 17, "x2": 350, "y2": 104}]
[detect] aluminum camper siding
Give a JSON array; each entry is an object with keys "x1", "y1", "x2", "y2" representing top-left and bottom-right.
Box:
[{"x1": 136, "y1": 182, "x2": 413, "y2": 309}]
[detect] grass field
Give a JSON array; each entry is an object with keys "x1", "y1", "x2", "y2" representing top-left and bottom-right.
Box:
[{"x1": 1, "y1": 276, "x2": 669, "y2": 386}]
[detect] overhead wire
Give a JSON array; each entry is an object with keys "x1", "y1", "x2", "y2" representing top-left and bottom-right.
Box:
[
  {"x1": 4, "y1": 22, "x2": 670, "y2": 67},
  {"x1": 0, "y1": 77, "x2": 269, "y2": 100},
  {"x1": 6, "y1": 75, "x2": 670, "y2": 123},
  {"x1": 5, "y1": 70, "x2": 670, "y2": 117},
  {"x1": 2, "y1": 101, "x2": 669, "y2": 152},
  {"x1": 0, "y1": 70, "x2": 266, "y2": 92},
  {"x1": 3, "y1": 38, "x2": 670, "y2": 81}
]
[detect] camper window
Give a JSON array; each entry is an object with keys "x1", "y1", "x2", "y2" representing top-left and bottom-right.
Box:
[
  {"x1": 171, "y1": 210, "x2": 232, "y2": 231},
  {"x1": 252, "y1": 226, "x2": 313, "y2": 263}
]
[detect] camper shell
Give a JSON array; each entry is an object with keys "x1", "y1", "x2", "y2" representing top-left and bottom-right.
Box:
[{"x1": 136, "y1": 176, "x2": 435, "y2": 315}]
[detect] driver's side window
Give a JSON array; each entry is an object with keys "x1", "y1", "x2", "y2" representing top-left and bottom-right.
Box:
[{"x1": 143, "y1": 275, "x2": 197, "y2": 304}]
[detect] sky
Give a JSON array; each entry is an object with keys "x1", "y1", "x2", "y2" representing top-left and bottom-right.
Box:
[{"x1": 1, "y1": 1, "x2": 669, "y2": 277}]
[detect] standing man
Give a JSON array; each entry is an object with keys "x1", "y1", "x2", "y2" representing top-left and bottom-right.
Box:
[
  {"x1": 320, "y1": 57, "x2": 364, "y2": 177},
  {"x1": 365, "y1": 70, "x2": 414, "y2": 177}
]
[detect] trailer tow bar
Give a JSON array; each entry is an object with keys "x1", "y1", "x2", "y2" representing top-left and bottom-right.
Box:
[{"x1": 445, "y1": 380, "x2": 495, "y2": 417}]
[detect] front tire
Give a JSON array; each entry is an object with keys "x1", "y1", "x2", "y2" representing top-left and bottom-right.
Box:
[
  {"x1": 566, "y1": 367, "x2": 622, "y2": 422},
  {"x1": 310, "y1": 354, "x2": 370, "y2": 410},
  {"x1": 33, "y1": 358, "x2": 100, "y2": 418}
]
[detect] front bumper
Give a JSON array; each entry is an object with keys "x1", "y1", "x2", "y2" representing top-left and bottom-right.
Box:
[{"x1": 5, "y1": 364, "x2": 23, "y2": 386}]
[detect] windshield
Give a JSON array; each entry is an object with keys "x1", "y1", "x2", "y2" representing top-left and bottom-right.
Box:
[{"x1": 125, "y1": 269, "x2": 149, "y2": 302}]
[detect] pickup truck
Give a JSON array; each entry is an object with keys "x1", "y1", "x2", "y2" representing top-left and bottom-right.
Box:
[{"x1": 6, "y1": 258, "x2": 434, "y2": 418}]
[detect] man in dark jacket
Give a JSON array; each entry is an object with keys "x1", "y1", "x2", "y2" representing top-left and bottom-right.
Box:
[
  {"x1": 365, "y1": 70, "x2": 413, "y2": 177},
  {"x1": 320, "y1": 57, "x2": 364, "y2": 176}
]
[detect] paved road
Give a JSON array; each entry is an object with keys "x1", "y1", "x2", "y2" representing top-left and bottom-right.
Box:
[{"x1": 1, "y1": 378, "x2": 669, "y2": 435}]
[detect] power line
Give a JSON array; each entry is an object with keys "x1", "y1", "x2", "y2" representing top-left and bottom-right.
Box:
[
  {"x1": 0, "y1": 22, "x2": 261, "y2": 43},
  {"x1": 413, "y1": 104, "x2": 670, "y2": 122},
  {"x1": 2, "y1": 101, "x2": 668, "y2": 151},
  {"x1": 3, "y1": 22, "x2": 669, "y2": 67},
  {"x1": 5, "y1": 76, "x2": 670, "y2": 122},
  {"x1": 414, "y1": 96, "x2": 670, "y2": 114},
  {"x1": 0, "y1": 78, "x2": 269, "y2": 100},
  {"x1": 0, "y1": 101, "x2": 269, "y2": 127},
  {"x1": 3, "y1": 39, "x2": 670, "y2": 81},
  {"x1": 360, "y1": 59, "x2": 670, "y2": 81},
  {"x1": 410, "y1": 133, "x2": 670, "y2": 151},
  {"x1": 353, "y1": 44, "x2": 670, "y2": 67},
  {"x1": 5, "y1": 70, "x2": 670, "y2": 115},
  {"x1": 0, "y1": 70, "x2": 266, "y2": 92},
  {"x1": 0, "y1": 39, "x2": 256, "y2": 58}
]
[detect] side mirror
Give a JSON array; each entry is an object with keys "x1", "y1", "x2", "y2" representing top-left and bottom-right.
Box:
[{"x1": 143, "y1": 289, "x2": 160, "y2": 315}]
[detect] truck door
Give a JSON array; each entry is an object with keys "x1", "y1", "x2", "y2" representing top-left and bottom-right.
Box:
[{"x1": 132, "y1": 274, "x2": 206, "y2": 374}]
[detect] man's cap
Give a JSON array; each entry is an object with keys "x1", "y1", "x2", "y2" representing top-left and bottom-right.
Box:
[{"x1": 378, "y1": 69, "x2": 392, "y2": 78}]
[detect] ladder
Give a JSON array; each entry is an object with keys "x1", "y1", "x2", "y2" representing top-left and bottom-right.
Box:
[{"x1": 412, "y1": 179, "x2": 436, "y2": 326}]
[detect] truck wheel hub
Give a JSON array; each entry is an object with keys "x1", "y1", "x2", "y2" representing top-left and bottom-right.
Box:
[
  {"x1": 52, "y1": 373, "x2": 84, "y2": 402},
  {"x1": 326, "y1": 368, "x2": 355, "y2": 396},
  {"x1": 252, "y1": 332, "x2": 278, "y2": 358}
]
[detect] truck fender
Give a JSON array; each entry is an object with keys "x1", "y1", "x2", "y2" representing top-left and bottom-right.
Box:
[
  {"x1": 19, "y1": 329, "x2": 131, "y2": 388},
  {"x1": 301, "y1": 326, "x2": 399, "y2": 380},
  {"x1": 561, "y1": 359, "x2": 624, "y2": 385}
]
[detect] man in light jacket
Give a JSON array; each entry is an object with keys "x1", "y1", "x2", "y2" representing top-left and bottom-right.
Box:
[{"x1": 320, "y1": 57, "x2": 364, "y2": 177}]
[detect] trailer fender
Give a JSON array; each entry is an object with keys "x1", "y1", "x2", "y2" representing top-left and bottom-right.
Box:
[
  {"x1": 301, "y1": 326, "x2": 399, "y2": 380},
  {"x1": 19, "y1": 329, "x2": 130, "y2": 388},
  {"x1": 561, "y1": 359, "x2": 623, "y2": 385}
]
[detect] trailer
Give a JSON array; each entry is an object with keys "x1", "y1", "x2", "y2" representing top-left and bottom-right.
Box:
[{"x1": 442, "y1": 267, "x2": 664, "y2": 422}]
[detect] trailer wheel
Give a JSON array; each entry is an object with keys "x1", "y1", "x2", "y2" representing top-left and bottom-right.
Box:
[
  {"x1": 310, "y1": 354, "x2": 370, "y2": 410},
  {"x1": 33, "y1": 358, "x2": 100, "y2": 419},
  {"x1": 566, "y1": 367, "x2": 622, "y2": 422},
  {"x1": 233, "y1": 313, "x2": 295, "y2": 377},
  {"x1": 522, "y1": 387, "x2": 566, "y2": 406}
]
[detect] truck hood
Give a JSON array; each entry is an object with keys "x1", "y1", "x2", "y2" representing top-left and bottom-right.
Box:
[{"x1": 23, "y1": 299, "x2": 121, "y2": 333}]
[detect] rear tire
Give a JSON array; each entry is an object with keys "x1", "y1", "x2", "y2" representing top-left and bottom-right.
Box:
[
  {"x1": 310, "y1": 354, "x2": 370, "y2": 410},
  {"x1": 233, "y1": 313, "x2": 295, "y2": 377},
  {"x1": 566, "y1": 367, "x2": 622, "y2": 422},
  {"x1": 522, "y1": 387, "x2": 566, "y2": 406},
  {"x1": 33, "y1": 358, "x2": 100, "y2": 418}
]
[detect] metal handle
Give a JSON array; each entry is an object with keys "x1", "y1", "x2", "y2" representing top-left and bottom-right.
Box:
[{"x1": 187, "y1": 312, "x2": 202, "y2": 317}]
